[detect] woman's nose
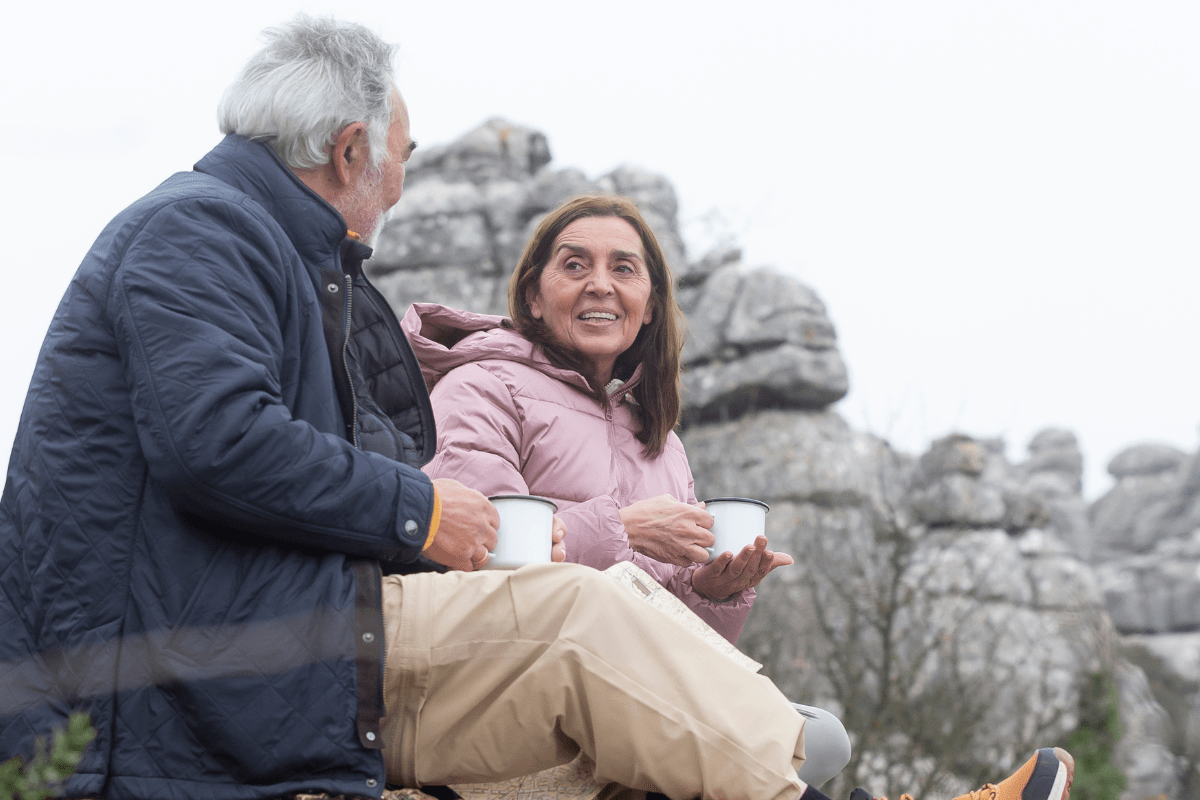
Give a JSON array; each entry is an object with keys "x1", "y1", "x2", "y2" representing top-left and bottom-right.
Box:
[{"x1": 586, "y1": 269, "x2": 613, "y2": 294}]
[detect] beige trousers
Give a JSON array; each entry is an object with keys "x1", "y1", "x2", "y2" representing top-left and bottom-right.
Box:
[{"x1": 379, "y1": 563, "x2": 806, "y2": 800}]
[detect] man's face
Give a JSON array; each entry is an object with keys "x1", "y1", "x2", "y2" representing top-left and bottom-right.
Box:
[{"x1": 344, "y1": 89, "x2": 415, "y2": 243}]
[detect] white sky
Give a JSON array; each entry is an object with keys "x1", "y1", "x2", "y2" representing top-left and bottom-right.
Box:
[{"x1": 2, "y1": 1, "x2": 1197, "y2": 499}]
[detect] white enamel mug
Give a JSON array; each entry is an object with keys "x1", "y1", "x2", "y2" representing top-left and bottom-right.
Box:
[
  {"x1": 702, "y1": 497, "x2": 770, "y2": 562},
  {"x1": 486, "y1": 495, "x2": 558, "y2": 569}
]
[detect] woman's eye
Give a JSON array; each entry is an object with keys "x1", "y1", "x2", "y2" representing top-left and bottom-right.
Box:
[{"x1": 563, "y1": 260, "x2": 585, "y2": 271}]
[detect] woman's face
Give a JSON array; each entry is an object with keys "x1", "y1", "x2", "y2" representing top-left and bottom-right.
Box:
[{"x1": 529, "y1": 216, "x2": 655, "y2": 386}]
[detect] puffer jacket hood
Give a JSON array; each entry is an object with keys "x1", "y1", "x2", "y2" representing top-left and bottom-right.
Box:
[
  {"x1": 403, "y1": 303, "x2": 753, "y2": 643},
  {"x1": 405, "y1": 303, "x2": 594, "y2": 395}
]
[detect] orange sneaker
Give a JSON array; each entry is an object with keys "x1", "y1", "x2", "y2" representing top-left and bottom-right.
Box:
[
  {"x1": 955, "y1": 748, "x2": 1075, "y2": 800},
  {"x1": 847, "y1": 747, "x2": 1075, "y2": 800}
]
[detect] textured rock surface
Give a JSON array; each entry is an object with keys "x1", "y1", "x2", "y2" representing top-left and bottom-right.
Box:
[{"x1": 371, "y1": 118, "x2": 1195, "y2": 800}]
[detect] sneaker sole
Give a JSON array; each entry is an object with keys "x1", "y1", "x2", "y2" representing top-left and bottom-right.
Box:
[{"x1": 1024, "y1": 748, "x2": 1069, "y2": 800}]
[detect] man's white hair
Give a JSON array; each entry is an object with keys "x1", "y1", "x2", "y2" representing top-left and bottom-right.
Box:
[{"x1": 218, "y1": 15, "x2": 398, "y2": 170}]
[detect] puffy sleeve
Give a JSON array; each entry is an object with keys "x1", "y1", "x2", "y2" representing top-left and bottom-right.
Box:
[
  {"x1": 110, "y1": 195, "x2": 434, "y2": 563},
  {"x1": 422, "y1": 363, "x2": 529, "y2": 495}
]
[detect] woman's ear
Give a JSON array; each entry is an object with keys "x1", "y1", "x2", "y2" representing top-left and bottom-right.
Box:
[{"x1": 527, "y1": 286, "x2": 544, "y2": 320}]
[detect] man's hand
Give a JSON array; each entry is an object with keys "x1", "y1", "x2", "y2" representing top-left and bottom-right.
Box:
[
  {"x1": 690, "y1": 536, "x2": 793, "y2": 600},
  {"x1": 551, "y1": 516, "x2": 567, "y2": 563},
  {"x1": 423, "y1": 478, "x2": 499, "y2": 571},
  {"x1": 618, "y1": 495, "x2": 715, "y2": 566}
]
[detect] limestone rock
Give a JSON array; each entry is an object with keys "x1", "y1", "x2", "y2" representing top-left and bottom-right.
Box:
[
  {"x1": 910, "y1": 472, "x2": 1007, "y2": 528},
  {"x1": 682, "y1": 344, "x2": 849, "y2": 422},
  {"x1": 682, "y1": 244, "x2": 741, "y2": 288},
  {"x1": 1108, "y1": 443, "x2": 1189, "y2": 478},
  {"x1": 1023, "y1": 428, "x2": 1084, "y2": 492},
  {"x1": 405, "y1": 118, "x2": 551, "y2": 185},
  {"x1": 1094, "y1": 531, "x2": 1200, "y2": 633},
  {"x1": 1089, "y1": 443, "x2": 1199, "y2": 560},
  {"x1": 372, "y1": 178, "x2": 491, "y2": 274},
  {"x1": 1090, "y1": 471, "x2": 1181, "y2": 555},
  {"x1": 681, "y1": 409, "x2": 904, "y2": 510},
  {"x1": 1113, "y1": 660, "x2": 1184, "y2": 800},
  {"x1": 908, "y1": 435, "x2": 1006, "y2": 528},
  {"x1": 680, "y1": 268, "x2": 849, "y2": 419}
]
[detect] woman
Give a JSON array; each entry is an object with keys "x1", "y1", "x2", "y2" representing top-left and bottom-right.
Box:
[
  {"x1": 404, "y1": 194, "x2": 851, "y2": 787},
  {"x1": 403, "y1": 194, "x2": 792, "y2": 642}
]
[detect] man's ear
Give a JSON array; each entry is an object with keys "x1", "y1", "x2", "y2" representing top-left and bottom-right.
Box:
[{"x1": 330, "y1": 122, "x2": 370, "y2": 188}]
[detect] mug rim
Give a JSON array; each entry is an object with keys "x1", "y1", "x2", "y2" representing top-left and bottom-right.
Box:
[
  {"x1": 701, "y1": 496, "x2": 770, "y2": 511},
  {"x1": 488, "y1": 494, "x2": 559, "y2": 511}
]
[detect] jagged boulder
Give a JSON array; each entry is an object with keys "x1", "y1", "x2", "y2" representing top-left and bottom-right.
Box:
[
  {"x1": 1108, "y1": 443, "x2": 1189, "y2": 478},
  {"x1": 680, "y1": 266, "x2": 848, "y2": 421},
  {"x1": 908, "y1": 434, "x2": 1007, "y2": 527}
]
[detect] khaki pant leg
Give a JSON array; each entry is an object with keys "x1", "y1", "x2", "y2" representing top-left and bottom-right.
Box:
[{"x1": 379, "y1": 563, "x2": 805, "y2": 800}]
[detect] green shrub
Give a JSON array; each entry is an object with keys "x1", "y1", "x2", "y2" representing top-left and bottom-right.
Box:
[
  {"x1": 1066, "y1": 671, "x2": 1127, "y2": 800},
  {"x1": 0, "y1": 713, "x2": 95, "y2": 800}
]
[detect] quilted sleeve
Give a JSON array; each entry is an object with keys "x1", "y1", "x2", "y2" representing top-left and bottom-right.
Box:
[{"x1": 110, "y1": 195, "x2": 433, "y2": 563}]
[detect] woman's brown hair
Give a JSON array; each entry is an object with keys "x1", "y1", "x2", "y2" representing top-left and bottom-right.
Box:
[{"x1": 508, "y1": 195, "x2": 685, "y2": 458}]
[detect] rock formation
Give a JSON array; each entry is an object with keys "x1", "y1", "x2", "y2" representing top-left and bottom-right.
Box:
[{"x1": 367, "y1": 118, "x2": 1197, "y2": 800}]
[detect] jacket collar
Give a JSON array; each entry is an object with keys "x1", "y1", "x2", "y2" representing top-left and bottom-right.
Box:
[{"x1": 194, "y1": 135, "x2": 349, "y2": 269}]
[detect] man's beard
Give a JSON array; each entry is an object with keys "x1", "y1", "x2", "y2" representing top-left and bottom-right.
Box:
[
  {"x1": 343, "y1": 166, "x2": 392, "y2": 248},
  {"x1": 363, "y1": 205, "x2": 395, "y2": 250}
]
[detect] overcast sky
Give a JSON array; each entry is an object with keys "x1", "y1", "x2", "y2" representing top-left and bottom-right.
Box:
[{"x1": 2, "y1": 1, "x2": 1197, "y2": 498}]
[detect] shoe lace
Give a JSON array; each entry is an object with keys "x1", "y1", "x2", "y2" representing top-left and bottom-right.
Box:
[
  {"x1": 954, "y1": 784, "x2": 1000, "y2": 800},
  {"x1": 874, "y1": 787, "x2": 1001, "y2": 800}
]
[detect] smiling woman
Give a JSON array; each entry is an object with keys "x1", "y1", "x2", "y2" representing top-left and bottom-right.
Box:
[{"x1": 403, "y1": 194, "x2": 851, "y2": 787}]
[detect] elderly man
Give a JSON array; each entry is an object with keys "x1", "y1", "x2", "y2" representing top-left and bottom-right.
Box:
[{"x1": 0, "y1": 15, "x2": 1073, "y2": 800}]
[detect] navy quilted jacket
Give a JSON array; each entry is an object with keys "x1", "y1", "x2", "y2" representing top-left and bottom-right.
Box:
[{"x1": 0, "y1": 135, "x2": 437, "y2": 800}]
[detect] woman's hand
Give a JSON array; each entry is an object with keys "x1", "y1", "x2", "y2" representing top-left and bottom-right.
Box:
[
  {"x1": 690, "y1": 536, "x2": 793, "y2": 600},
  {"x1": 551, "y1": 516, "x2": 567, "y2": 563},
  {"x1": 618, "y1": 495, "x2": 715, "y2": 566}
]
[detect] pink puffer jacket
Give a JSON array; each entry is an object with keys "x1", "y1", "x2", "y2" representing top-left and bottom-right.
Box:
[{"x1": 402, "y1": 303, "x2": 753, "y2": 642}]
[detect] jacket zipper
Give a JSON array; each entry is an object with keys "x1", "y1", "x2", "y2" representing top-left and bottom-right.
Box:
[
  {"x1": 340, "y1": 273, "x2": 359, "y2": 448},
  {"x1": 604, "y1": 400, "x2": 632, "y2": 505}
]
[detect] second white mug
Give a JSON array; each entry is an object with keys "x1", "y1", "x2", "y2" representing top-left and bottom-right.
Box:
[{"x1": 702, "y1": 497, "x2": 770, "y2": 562}]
